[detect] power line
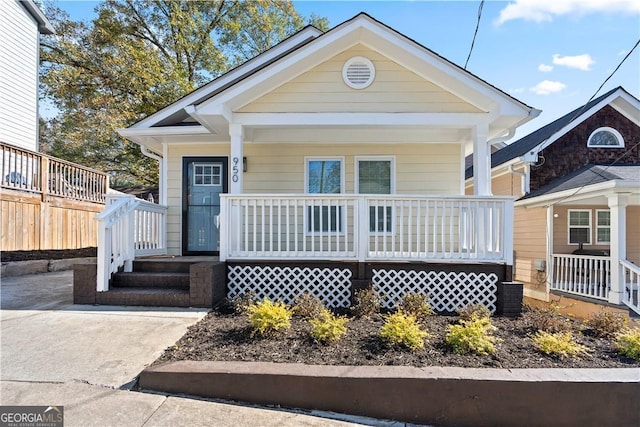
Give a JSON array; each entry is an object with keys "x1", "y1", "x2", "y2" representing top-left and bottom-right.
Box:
[
  {"x1": 535, "y1": 36, "x2": 640, "y2": 206},
  {"x1": 464, "y1": 0, "x2": 484, "y2": 70}
]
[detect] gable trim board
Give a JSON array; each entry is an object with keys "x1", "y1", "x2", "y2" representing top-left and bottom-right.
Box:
[
  {"x1": 465, "y1": 87, "x2": 640, "y2": 182},
  {"x1": 122, "y1": 13, "x2": 538, "y2": 144}
]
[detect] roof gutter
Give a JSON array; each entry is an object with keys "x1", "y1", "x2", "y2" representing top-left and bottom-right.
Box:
[{"x1": 140, "y1": 145, "x2": 162, "y2": 162}]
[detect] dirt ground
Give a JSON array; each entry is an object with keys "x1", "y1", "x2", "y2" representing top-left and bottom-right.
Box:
[{"x1": 155, "y1": 306, "x2": 639, "y2": 369}]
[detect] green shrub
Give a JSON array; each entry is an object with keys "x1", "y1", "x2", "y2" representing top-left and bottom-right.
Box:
[
  {"x1": 457, "y1": 303, "x2": 491, "y2": 321},
  {"x1": 531, "y1": 331, "x2": 589, "y2": 358},
  {"x1": 309, "y1": 309, "x2": 348, "y2": 344},
  {"x1": 231, "y1": 291, "x2": 256, "y2": 315},
  {"x1": 293, "y1": 292, "x2": 325, "y2": 319},
  {"x1": 616, "y1": 328, "x2": 640, "y2": 361},
  {"x1": 525, "y1": 304, "x2": 572, "y2": 333},
  {"x1": 398, "y1": 293, "x2": 434, "y2": 323},
  {"x1": 445, "y1": 317, "x2": 498, "y2": 355},
  {"x1": 380, "y1": 312, "x2": 430, "y2": 351},
  {"x1": 351, "y1": 288, "x2": 381, "y2": 318},
  {"x1": 247, "y1": 298, "x2": 292, "y2": 337},
  {"x1": 586, "y1": 311, "x2": 627, "y2": 338}
]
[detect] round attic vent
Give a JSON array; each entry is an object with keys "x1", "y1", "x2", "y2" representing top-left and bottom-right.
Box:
[{"x1": 342, "y1": 56, "x2": 375, "y2": 89}]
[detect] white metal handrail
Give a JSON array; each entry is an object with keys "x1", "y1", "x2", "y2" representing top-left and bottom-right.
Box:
[
  {"x1": 551, "y1": 254, "x2": 611, "y2": 301},
  {"x1": 96, "y1": 195, "x2": 167, "y2": 291},
  {"x1": 220, "y1": 194, "x2": 513, "y2": 263},
  {"x1": 621, "y1": 260, "x2": 640, "y2": 315}
]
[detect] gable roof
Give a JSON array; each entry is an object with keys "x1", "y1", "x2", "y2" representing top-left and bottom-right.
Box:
[
  {"x1": 465, "y1": 86, "x2": 640, "y2": 179},
  {"x1": 520, "y1": 163, "x2": 640, "y2": 200},
  {"x1": 129, "y1": 12, "x2": 536, "y2": 133},
  {"x1": 20, "y1": 0, "x2": 54, "y2": 35}
]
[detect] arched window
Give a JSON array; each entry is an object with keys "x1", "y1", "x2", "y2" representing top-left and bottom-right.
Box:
[{"x1": 587, "y1": 127, "x2": 624, "y2": 148}]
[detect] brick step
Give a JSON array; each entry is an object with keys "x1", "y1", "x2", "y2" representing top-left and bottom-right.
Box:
[
  {"x1": 133, "y1": 260, "x2": 192, "y2": 274},
  {"x1": 111, "y1": 272, "x2": 189, "y2": 289},
  {"x1": 95, "y1": 287, "x2": 190, "y2": 307}
]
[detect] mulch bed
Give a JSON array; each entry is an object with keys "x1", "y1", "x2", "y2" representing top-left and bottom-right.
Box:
[
  {"x1": 1, "y1": 248, "x2": 97, "y2": 262},
  {"x1": 155, "y1": 307, "x2": 639, "y2": 369}
]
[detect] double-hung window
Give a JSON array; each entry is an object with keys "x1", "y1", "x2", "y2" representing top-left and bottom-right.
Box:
[
  {"x1": 595, "y1": 210, "x2": 610, "y2": 244},
  {"x1": 306, "y1": 158, "x2": 343, "y2": 233},
  {"x1": 356, "y1": 157, "x2": 394, "y2": 233},
  {"x1": 568, "y1": 209, "x2": 591, "y2": 245}
]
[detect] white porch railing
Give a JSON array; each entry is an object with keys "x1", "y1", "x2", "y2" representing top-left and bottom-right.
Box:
[
  {"x1": 551, "y1": 254, "x2": 611, "y2": 301},
  {"x1": 220, "y1": 194, "x2": 513, "y2": 263},
  {"x1": 621, "y1": 260, "x2": 640, "y2": 315},
  {"x1": 96, "y1": 195, "x2": 167, "y2": 291}
]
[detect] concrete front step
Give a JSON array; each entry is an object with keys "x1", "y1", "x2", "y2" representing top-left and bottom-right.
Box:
[
  {"x1": 96, "y1": 287, "x2": 190, "y2": 307},
  {"x1": 111, "y1": 272, "x2": 190, "y2": 289}
]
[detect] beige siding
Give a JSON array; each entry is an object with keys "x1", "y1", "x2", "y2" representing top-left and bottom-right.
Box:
[
  {"x1": 513, "y1": 206, "x2": 549, "y2": 301},
  {"x1": 0, "y1": 1, "x2": 39, "y2": 151},
  {"x1": 491, "y1": 171, "x2": 523, "y2": 197},
  {"x1": 239, "y1": 45, "x2": 482, "y2": 114},
  {"x1": 165, "y1": 142, "x2": 461, "y2": 254},
  {"x1": 553, "y1": 205, "x2": 640, "y2": 265}
]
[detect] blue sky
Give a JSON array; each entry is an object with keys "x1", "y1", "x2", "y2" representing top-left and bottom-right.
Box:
[{"x1": 52, "y1": 0, "x2": 640, "y2": 140}]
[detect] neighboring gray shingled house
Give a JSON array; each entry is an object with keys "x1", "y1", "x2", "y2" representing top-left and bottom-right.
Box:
[{"x1": 467, "y1": 86, "x2": 640, "y2": 317}]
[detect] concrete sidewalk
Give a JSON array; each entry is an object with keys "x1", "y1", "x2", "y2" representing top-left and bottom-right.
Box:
[{"x1": 0, "y1": 271, "x2": 366, "y2": 426}]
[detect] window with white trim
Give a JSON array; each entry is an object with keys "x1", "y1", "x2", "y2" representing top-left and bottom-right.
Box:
[
  {"x1": 587, "y1": 127, "x2": 624, "y2": 148},
  {"x1": 568, "y1": 209, "x2": 591, "y2": 245},
  {"x1": 596, "y1": 210, "x2": 611, "y2": 244},
  {"x1": 356, "y1": 157, "x2": 394, "y2": 233},
  {"x1": 306, "y1": 158, "x2": 343, "y2": 233},
  {"x1": 193, "y1": 163, "x2": 221, "y2": 186}
]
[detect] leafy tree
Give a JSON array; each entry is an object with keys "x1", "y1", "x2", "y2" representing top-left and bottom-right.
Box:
[{"x1": 40, "y1": 0, "x2": 328, "y2": 185}]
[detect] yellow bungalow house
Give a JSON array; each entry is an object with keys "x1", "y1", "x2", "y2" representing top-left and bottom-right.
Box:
[{"x1": 86, "y1": 14, "x2": 541, "y2": 311}]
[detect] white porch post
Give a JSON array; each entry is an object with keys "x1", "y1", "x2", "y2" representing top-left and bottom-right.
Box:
[
  {"x1": 607, "y1": 193, "x2": 628, "y2": 305},
  {"x1": 229, "y1": 123, "x2": 244, "y2": 194},
  {"x1": 546, "y1": 204, "x2": 554, "y2": 300},
  {"x1": 472, "y1": 124, "x2": 491, "y2": 196}
]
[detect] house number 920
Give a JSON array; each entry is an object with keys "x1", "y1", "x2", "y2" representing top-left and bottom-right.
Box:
[{"x1": 232, "y1": 157, "x2": 240, "y2": 182}]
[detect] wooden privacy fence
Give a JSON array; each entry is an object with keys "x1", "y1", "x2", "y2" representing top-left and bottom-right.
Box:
[{"x1": 1, "y1": 142, "x2": 109, "y2": 251}]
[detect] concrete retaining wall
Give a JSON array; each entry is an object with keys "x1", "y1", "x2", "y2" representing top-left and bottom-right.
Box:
[
  {"x1": 1, "y1": 257, "x2": 96, "y2": 277},
  {"x1": 140, "y1": 361, "x2": 640, "y2": 427}
]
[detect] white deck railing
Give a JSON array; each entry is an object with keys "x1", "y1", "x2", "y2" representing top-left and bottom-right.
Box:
[
  {"x1": 220, "y1": 194, "x2": 513, "y2": 263},
  {"x1": 621, "y1": 260, "x2": 640, "y2": 315},
  {"x1": 551, "y1": 254, "x2": 611, "y2": 301},
  {"x1": 96, "y1": 195, "x2": 167, "y2": 291}
]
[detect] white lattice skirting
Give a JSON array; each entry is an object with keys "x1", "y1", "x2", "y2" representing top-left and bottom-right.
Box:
[
  {"x1": 227, "y1": 265, "x2": 352, "y2": 308},
  {"x1": 372, "y1": 269, "x2": 498, "y2": 313}
]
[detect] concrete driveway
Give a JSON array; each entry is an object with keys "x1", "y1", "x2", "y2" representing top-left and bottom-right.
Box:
[{"x1": 0, "y1": 270, "x2": 364, "y2": 426}]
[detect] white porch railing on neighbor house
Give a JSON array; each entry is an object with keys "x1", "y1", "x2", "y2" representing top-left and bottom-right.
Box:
[
  {"x1": 220, "y1": 194, "x2": 513, "y2": 263},
  {"x1": 621, "y1": 260, "x2": 640, "y2": 315},
  {"x1": 1, "y1": 141, "x2": 108, "y2": 203},
  {"x1": 551, "y1": 254, "x2": 611, "y2": 301},
  {"x1": 96, "y1": 195, "x2": 167, "y2": 291}
]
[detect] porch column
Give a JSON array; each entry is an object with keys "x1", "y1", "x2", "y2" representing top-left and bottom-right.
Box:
[
  {"x1": 229, "y1": 123, "x2": 244, "y2": 194},
  {"x1": 472, "y1": 124, "x2": 491, "y2": 196},
  {"x1": 607, "y1": 193, "x2": 629, "y2": 305}
]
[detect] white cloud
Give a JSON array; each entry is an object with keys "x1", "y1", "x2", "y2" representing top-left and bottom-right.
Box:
[
  {"x1": 530, "y1": 80, "x2": 566, "y2": 95},
  {"x1": 495, "y1": 0, "x2": 640, "y2": 25},
  {"x1": 538, "y1": 64, "x2": 554, "y2": 72},
  {"x1": 552, "y1": 53, "x2": 595, "y2": 71}
]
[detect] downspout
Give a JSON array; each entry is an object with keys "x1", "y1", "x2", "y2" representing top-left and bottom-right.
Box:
[
  {"x1": 509, "y1": 164, "x2": 528, "y2": 196},
  {"x1": 141, "y1": 145, "x2": 162, "y2": 162}
]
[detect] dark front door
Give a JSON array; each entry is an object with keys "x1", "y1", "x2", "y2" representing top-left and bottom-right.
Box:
[{"x1": 182, "y1": 157, "x2": 228, "y2": 255}]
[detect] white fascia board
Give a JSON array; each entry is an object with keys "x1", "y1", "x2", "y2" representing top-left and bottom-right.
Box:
[
  {"x1": 130, "y1": 26, "x2": 322, "y2": 129},
  {"x1": 118, "y1": 125, "x2": 210, "y2": 138},
  {"x1": 535, "y1": 89, "x2": 631, "y2": 154},
  {"x1": 233, "y1": 112, "x2": 489, "y2": 127},
  {"x1": 21, "y1": 0, "x2": 55, "y2": 34},
  {"x1": 357, "y1": 19, "x2": 535, "y2": 118},
  {"x1": 514, "y1": 180, "x2": 640, "y2": 208},
  {"x1": 198, "y1": 28, "x2": 362, "y2": 112},
  {"x1": 610, "y1": 91, "x2": 640, "y2": 126}
]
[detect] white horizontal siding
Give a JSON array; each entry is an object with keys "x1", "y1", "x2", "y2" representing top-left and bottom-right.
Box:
[{"x1": 0, "y1": 0, "x2": 39, "y2": 150}]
